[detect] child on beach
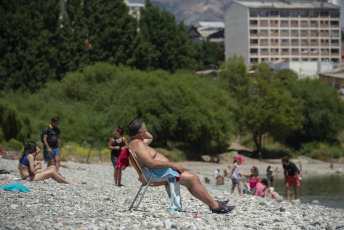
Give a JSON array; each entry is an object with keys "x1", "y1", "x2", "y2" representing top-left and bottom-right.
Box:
[
  {"x1": 282, "y1": 156, "x2": 300, "y2": 202},
  {"x1": 229, "y1": 156, "x2": 245, "y2": 196},
  {"x1": 252, "y1": 178, "x2": 268, "y2": 197},
  {"x1": 266, "y1": 165, "x2": 274, "y2": 187},
  {"x1": 240, "y1": 166, "x2": 261, "y2": 194}
]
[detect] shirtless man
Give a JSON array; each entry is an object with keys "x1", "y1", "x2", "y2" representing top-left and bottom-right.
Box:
[{"x1": 128, "y1": 119, "x2": 235, "y2": 214}]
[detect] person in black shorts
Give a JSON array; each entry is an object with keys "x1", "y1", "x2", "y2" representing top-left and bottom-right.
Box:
[
  {"x1": 43, "y1": 117, "x2": 62, "y2": 173},
  {"x1": 107, "y1": 127, "x2": 128, "y2": 186}
]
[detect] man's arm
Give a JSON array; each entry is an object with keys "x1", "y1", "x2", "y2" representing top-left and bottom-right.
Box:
[
  {"x1": 57, "y1": 135, "x2": 62, "y2": 152},
  {"x1": 43, "y1": 134, "x2": 52, "y2": 153},
  {"x1": 135, "y1": 142, "x2": 184, "y2": 173},
  {"x1": 143, "y1": 131, "x2": 153, "y2": 145}
]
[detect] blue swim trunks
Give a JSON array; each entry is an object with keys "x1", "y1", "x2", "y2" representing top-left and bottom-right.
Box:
[{"x1": 44, "y1": 147, "x2": 60, "y2": 160}]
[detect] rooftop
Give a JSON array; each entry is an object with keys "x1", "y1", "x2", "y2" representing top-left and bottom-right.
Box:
[{"x1": 236, "y1": 0, "x2": 339, "y2": 10}]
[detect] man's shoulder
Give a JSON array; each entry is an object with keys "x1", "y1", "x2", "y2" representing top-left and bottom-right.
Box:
[{"x1": 43, "y1": 126, "x2": 51, "y2": 133}]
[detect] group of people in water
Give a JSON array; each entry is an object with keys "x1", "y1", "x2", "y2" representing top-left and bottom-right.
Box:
[{"x1": 227, "y1": 155, "x2": 300, "y2": 202}]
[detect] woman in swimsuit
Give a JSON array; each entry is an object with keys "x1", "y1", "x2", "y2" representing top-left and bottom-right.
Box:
[
  {"x1": 240, "y1": 166, "x2": 261, "y2": 194},
  {"x1": 108, "y1": 127, "x2": 128, "y2": 186},
  {"x1": 18, "y1": 141, "x2": 77, "y2": 184}
]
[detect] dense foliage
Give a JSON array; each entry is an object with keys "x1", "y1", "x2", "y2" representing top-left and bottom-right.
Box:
[
  {"x1": 1, "y1": 63, "x2": 238, "y2": 158},
  {"x1": 0, "y1": 0, "x2": 200, "y2": 92},
  {"x1": 221, "y1": 57, "x2": 344, "y2": 156}
]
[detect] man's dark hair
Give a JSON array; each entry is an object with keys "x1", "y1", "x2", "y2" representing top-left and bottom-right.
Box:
[
  {"x1": 128, "y1": 119, "x2": 144, "y2": 137},
  {"x1": 281, "y1": 156, "x2": 289, "y2": 163},
  {"x1": 51, "y1": 117, "x2": 60, "y2": 123}
]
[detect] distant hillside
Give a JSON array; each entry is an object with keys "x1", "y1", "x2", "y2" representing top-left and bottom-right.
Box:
[{"x1": 151, "y1": 0, "x2": 235, "y2": 25}]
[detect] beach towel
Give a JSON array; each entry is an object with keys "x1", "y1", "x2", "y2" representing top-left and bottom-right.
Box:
[
  {"x1": 165, "y1": 176, "x2": 182, "y2": 210},
  {"x1": 117, "y1": 148, "x2": 130, "y2": 170},
  {"x1": 0, "y1": 183, "x2": 31, "y2": 193},
  {"x1": 146, "y1": 167, "x2": 182, "y2": 210}
]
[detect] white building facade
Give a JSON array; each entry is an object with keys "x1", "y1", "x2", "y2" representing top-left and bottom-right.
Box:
[{"x1": 225, "y1": 0, "x2": 341, "y2": 64}]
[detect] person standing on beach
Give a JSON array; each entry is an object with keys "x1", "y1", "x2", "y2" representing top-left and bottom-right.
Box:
[
  {"x1": 282, "y1": 156, "x2": 300, "y2": 202},
  {"x1": 107, "y1": 127, "x2": 128, "y2": 186},
  {"x1": 43, "y1": 117, "x2": 62, "y2": 174},
  {"x1": 229, "y1": 157, "x2": 245, "y2": 197},
  {"x1": 128, "y1": 119, "x2": 235, "y2": 214}
]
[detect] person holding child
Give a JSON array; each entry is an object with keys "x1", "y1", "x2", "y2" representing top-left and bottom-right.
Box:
[
  {"x1": 229, "y1": 156, "x2": 245, "y2": 197},
  {"x1": 281, "y1": 156, "x2": 300, "y2": 202}
]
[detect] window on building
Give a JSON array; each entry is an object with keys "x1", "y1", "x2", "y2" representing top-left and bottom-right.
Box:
[
  {"x1": 250, "y1": 48, "x2": 258, "y2": 53},
  {"x1": 270, "y1": 48, "x2": 279, "y2": 52},
  {"x1": 301, "y1": 30, "x2": 308, "y2": 35},
  {"x1": 330, "y1": 11, "x2": 340, "y2": 18},
  {"x1": 250, "y1": 29, "x2": 258, "y2": 34},
  {"x1": 331, "y1": 49, "x2": 339, "y2": 54},
  {"x1": 300, "y1": 10, "x2": 308, "y2": 17},
  {"x1": 290, "y1": 11, "x2": 299, "y2": 17},
  {"x1": 320, "y1": 11, "x2": 329, "y2": 17},
  {"x1": 270, "y1": 11, "x2": 278, "y2": 16},
  {"x1": 291, "y1": 39, "x2": 298, "y2": 44},
  {"x1": 301, "y1": 39, "x2": 308, "y2": 45},
  {"x1": 331, "y1": 39, "x2": 339, "y2": 45},
  {"x1": 282, "y1": 48, "x2": 289, "y2": 52},
  {"x1": 250, "y1": 10, "x2": 258, "y2": 17},
  {"x1": 310, "y1": 30, "x2": 318, "y2": 35},
  {"x1": 250, "y1": 20, "x2": 258, "y2": 25},
  {"x1": 281, "y1": 30, "x2": 289, "y2": 35},
  {"x1": 260, "y1": 10, "x2": 268, "y2": 17},
  {"x1": 250, "y1": 39, "x2": 258, "y2": 44},
  {"x1": 310, "y1": 39, "x2": 317, "y2": 44},
  {"x1": 311, "y1": 48, "x2": 317, "y2": 53},
  {"x1": 282, "y1": 39, "x2": 289, "y2": 43},
  {"x1": 330, "y1": 21, "x2": 339, "y2": 26},
  {"x1": 270, "y1": 20, "x2": 278, "y2": 25},
  {"x1": 310, "y1": 20, "x2": 317, "y2": 26},
  {"x1": 311, "y1": 58, "x2": 318, "y2": 61},
  {"x1": 301, "y1": 48, "x2": 308, "y2": 53},
  {"x1": 261, "y1": 29, "x2": 268, "y2": 34},
  {"x1": 261, "y1": 39, "x2": 268, "y2": 44},
  {"x1": 331, "y1": 30, "x2": 340, "y2": 35},
  {"x1": 261, "y1": 20, "x2": 268, "y2": 25},
  {"x1": 281, "y1": 20, "x2": 288, "y2": 25},
  {"x1": 292, "y1": 48, "x2": 298, "y2": 52},
  {"x1": 309, "y1": 11, "x2": 319, "y2": 17},
  {"x1": 291, "y1": 20, "x2": 298, "y2": 25},
  {"x1": 280, "y1": 10, "x2": 289, "y2": 17},
  {"x1": 301, "y1": 20, "x2": 308, "y2": 25},
  {"x1": 292, "y1": 58, "x2": 299, "y2": 61},
  {"x1": 250, "y1": 58, "x2": 259, "y2": 63},
  {"x1": 291, "y1": 30, "x2": 298, "y2": 35},
  {"x1": 261, "y1": 48, "x2": 268, "y2": 53},
  {"x1": 261, "y1": 58, "x2": 268, "y2": 62}
]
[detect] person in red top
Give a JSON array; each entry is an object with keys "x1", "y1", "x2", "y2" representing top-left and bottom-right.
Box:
[{"x1": 282, "y1": 156, "x2": 300, "y2": 202}]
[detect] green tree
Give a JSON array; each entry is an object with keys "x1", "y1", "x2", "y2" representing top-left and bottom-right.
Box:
[
  {"x1": 286, "y1": 78, "x2": 344, "y2": 147},
  {"x1": 129, "y1": 0, "x2": 198, "y2": 72},
  {"x1": 243, "y1": 64, "x2": 303, "y2": 154},
  {"x1": 0, "y1": 0, "x2": 61, "y2": 91},
  {"x1": 220, "y1": 55, "x2": 251, "y2": 101}
]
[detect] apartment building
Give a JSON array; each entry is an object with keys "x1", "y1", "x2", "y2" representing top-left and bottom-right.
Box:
[{"x1": 225, "y1": 0, "x2": 341, "y2": 64}]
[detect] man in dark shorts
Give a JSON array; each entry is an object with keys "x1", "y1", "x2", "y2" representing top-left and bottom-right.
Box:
[
  {"x1": 282, "y1": 156, "x2": 300, "y2": 202},
  {"x1": 43, "y1": 117, "x2": 62, "y2": 173}
]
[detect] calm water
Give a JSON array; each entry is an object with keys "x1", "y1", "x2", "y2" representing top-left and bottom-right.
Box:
[{"x1": 273, "y1": 174, "x2": 344, "y2": 209}]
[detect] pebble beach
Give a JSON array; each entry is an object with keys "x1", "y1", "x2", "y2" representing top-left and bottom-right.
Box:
[{"x1": 1, "y1": 159, "x2": 344, "y2": 230}]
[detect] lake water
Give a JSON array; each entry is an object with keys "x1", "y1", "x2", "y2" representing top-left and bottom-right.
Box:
[{"x1": 272, "y1": 174, "x2": 344, "y2": 209}]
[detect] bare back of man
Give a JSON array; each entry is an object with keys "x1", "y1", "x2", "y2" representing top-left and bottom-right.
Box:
[{"x1": 128, "y1": 119, "x2": 235, "y2": 213}]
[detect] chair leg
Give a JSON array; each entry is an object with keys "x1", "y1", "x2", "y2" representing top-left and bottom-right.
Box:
[
  {"x1": 134, "y1": 176, "x2": 153, "y2": 210},
  {"x1": 129, "y1": 184, "x2": 144, "y2": 211}
]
